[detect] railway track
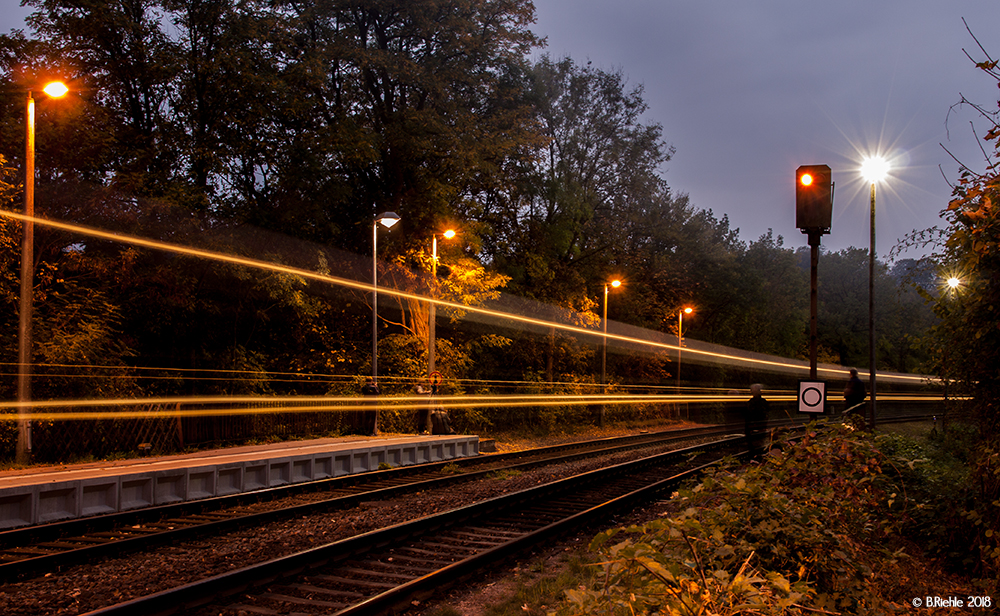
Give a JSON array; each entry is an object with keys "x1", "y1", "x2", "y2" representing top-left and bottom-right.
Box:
[
  {"x1": 78, "y1": 413, "x2": 937, "y2": 615},
  {"x1": 4, "y1": 413, "x2": 937, "y2": 615},
  {"x1": 82, "y1": 436, "x2": 746, "y2": 616},
  {"x1": 0, "y1": 425, "x2": 735, "y2": 583}
]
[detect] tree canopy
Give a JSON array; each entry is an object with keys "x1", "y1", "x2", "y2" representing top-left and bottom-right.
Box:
[{"x1": 0, "y1": 0, "x2": 938, "y2": 405}]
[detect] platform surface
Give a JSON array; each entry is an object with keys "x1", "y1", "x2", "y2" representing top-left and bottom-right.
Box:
[{"x1": 0, "y1": 434, "x2": 480, "y2": 529}]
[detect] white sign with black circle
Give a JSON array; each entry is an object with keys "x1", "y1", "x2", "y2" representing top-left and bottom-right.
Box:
[{"x1": 798, "y1": 381, "x2": 826, "y2": 414}]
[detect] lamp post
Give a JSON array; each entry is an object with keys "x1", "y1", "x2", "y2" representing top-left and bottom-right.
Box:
[
  {"x1": 600, "y1": 279, "x2": 621, "y2": 386},
  {"x1": 372, "y1": 211, "x2": 400, "y2": 383},
  {"x1": 676, "y1": 307, "x2": 693, "y2": 391},
  {"x1": 428, "y1": 229, "x2": 456, "y2": 379},
  {"x1": 600, "y1": 279, "x2": 621, "y2": 427},
  {"x1": 17, "y1": 81, "x2": 68, "y2": 465},
  {"x1": 861, "y1": 156, "x2": 889, "y2": 430}
]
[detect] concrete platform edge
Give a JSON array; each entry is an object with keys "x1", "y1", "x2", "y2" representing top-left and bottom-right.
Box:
[{"x1": 0, "y1": 436, "x2": 480, "y2": 530}]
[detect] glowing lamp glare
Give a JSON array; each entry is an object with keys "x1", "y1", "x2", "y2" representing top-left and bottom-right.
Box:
[{"x1": 43, "y1": 81, "x2": 68, "y2": 98}]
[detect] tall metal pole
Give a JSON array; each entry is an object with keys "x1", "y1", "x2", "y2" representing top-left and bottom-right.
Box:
[
  {"x1": 370, "y1": 212, "x2": 400, "y2": 384},
  {"x1": 16, "y1": 92, "x2": 35, "y2": 465},
  {"x1": 372, "y1": 221, "x2": 378, "y2": 381},
  {"x1": 809, "y1": 232, "x2": 820, "y2": 380},
  {"x1": 428, "y1": 235, "x2": 437, "y2": 377},
  {"x1": 601, "y1": 284, "x2": 608, "y2": 386},
  {"x1": 868, "y1": 181, "x2": 877, "y2": 429},
  {"x1": 600, "y1": 284, "x2": 609, "y2": 427},
  {"x1": 677, "y1": 310, "x2": 683, "y2": 391}
]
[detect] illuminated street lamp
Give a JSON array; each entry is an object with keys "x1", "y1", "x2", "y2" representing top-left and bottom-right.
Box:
[
  {"x1": 861, "y1": 156, "x2": 889, "y2": 429},
  {"x1": 941, "y1": 275, "x2": 963, "y2": 408},
  {"x1": 600, "y1": 279, "x2": 622, "y2": 386},
  {"x1": 17, "y1": 81, "x2": 69, "y2": 465},
  {"x1": 428, "y1": 228, "x2": 456, "y2": 379},
  {"x1": 599, "y1": 279, "x2": 621, "y2": 427},
  {"x1": 677, "y1": 306, "x2": 694, "y2": 391},
  {"x1": 372, "y1": 211, "x2": 400, "y2": 382}
]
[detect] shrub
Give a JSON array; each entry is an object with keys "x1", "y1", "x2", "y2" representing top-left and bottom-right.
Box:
[{"x1": 553, "y1": 424, "x2": 905, "y2": 615}]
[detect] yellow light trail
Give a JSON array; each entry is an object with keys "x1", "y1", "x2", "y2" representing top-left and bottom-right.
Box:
[
  {"x1": 0, "y1": 392, "x2": 949, "y2": 422},
  {"x1": 0, "y1": 210, "x2": 934, "y2": 384}
]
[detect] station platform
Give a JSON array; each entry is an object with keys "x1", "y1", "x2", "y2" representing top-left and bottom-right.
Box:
[{"x1": 0, "y1": 434, "x2": 481, "y2": 530}]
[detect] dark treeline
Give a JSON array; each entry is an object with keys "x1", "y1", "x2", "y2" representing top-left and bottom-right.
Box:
[{"x1": 0, "y1": 0, "x2": 937, "y2": 405}]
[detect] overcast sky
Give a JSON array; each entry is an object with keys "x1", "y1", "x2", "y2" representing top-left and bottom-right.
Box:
[
  {"x1": 5, "y1": 2, "x2": 999, "y2": 259},
  {"x1": 533, "y1": 0, "x2": 999, "y2": 258}
]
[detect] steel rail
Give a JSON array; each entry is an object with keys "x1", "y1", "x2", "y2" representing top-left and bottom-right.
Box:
[
  {"x1": 0, "y1": 426, "x2": 728, "y2": 581},
  {"x1": 80, "y1": 437, "x2": 745, "y2": 616}
]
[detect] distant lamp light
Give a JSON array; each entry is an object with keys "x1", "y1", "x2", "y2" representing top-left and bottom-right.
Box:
[
  {"x1": 677, "y1": 306, "x2": 695, "y2": 391},
  {"x1": 42, "y1": 81, "x2": 69, "y2": 98},
  {"x1": 428, "y1": 227, "x2": 459, "y2": 384},
  {"x1": 600, "y1": 277, "x2": 625, "y2": 427},
  {"x1": 800, "y1": 173, "x2": 814, "y2": 186}
]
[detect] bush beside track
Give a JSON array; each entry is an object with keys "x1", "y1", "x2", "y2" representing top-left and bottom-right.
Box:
[{"x1": 423, "y1": 420, "x2": 997, "y2": 616}]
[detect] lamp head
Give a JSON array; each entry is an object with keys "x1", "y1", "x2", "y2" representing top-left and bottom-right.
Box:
[
  {"x1": 860, "y1": 156, "x2": 889, "y2": 184},
  {"x1": 610, "y1": 279, "x2": 621, "y2": 288},
  {"x1": 42, "y1": 81, "x2": 68, "y2": 98},
  {"x1": 442, "y1": 229, "x2": 456, "y2": 239},
  {"x1": 376, "y1": 211, "x2": 401, "y2": 228},
  {"x1": 683, "y1": 307, "x2": 693, "y2": 315}
]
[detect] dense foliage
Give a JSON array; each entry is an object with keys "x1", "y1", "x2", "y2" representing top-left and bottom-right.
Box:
[
  {"x1": 907, "y1": 32, "x2": 1000, "y2": 585},
  {"x1": 555, "y1": 425, "x2": 996, "y2": 616},
  {"x1": 1, "y1": 1, "x2": 935, "y2": 412}
]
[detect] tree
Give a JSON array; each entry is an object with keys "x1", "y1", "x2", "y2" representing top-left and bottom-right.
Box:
[
  {"x1": 935, "y1": 42, "x2": 1000, "y2": 433},
  {"x1": 484, "y1": 56, "x2": 673, "y2": 308},
  {"x1": 378, "y1": 242, "x2": 510, "y2": 381},
  {"x1": 706, "y1": 230, "x2": 807, "y2": 357}
]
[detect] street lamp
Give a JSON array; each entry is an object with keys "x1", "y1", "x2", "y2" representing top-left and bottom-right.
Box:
[
  {"x1": 17, "y1": 81, "x2": 69, "y2": 465},
  {"x1": 599, "y1": 279, "x2": 621, "y2": 427},
  {"x1": 677, "y1": 306, "x2": 693, "y2": 391},
  {"x1": 601, "y1": 279, "x2": 622, "y2": 386},
  {"x1": 428, "y1": 228, "x2": 456, "y2": 380},
  {"x1": 861, "y1": 156, "x2": 889, "y2": 430},
  {"x1": 372, "y1": 211, "x2": 400, "y2": 383}
]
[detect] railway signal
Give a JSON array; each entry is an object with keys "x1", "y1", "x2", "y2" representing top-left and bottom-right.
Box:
[
  {"x1": 796, "y1": 164, "x2": 834, "y2": 382},
  {"x1": 795, "y1": 164, "x2": 833, "y2": 233}
]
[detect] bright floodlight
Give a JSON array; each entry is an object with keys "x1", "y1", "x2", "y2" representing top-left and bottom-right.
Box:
[
  {"x1": 861, "y1": 156, "x2": 890, "y2": 184},
  {"x1": 800, "y1": 173, "x2": 814, "y2": 186},
  {"x1": 683, "y1": 307, "x2": 693, "y2": 314},
  {"x1": 43, "y1": 81, "x2": 68, "y2": 98},
  {"x1": 610, "y1": 279, "x2": 621, "y2": 288},
  {"x1": 443, "y1": 229, "x2": 456, "y2": 239},
  {"x1": 947, "y1": 276, "x2": 961, "y2": 290},
  {"x1": 376, "y1": 211, "x2": 400, "y2": 228}
]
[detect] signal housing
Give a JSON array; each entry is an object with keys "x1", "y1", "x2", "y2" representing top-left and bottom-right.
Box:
[{"x1": 795, "y1": 164, "x2": 832, "y2": 233}]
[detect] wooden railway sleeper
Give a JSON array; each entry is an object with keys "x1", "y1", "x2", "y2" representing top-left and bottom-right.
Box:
[
  {"x1": 293, "y1": 574, "x2": 397, "y2": 592},
  {"x1": 258, "y1": 591, "x2": 348, "y2": 609},
  {"x1": 334, "y1": 567, "x2": 415, "y2": 582}
]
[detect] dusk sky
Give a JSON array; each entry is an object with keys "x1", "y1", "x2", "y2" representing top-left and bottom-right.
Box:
[
  {"x1": 532, "y1": 1, "x2": 999, "y2": 258},
  {"x1": 5, "y1": 1, "x2": 999, "y2": 259}
]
